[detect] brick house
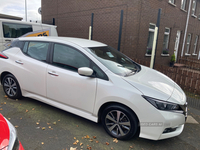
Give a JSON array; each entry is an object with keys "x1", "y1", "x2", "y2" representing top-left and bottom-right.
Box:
[{"x1": 42, "y1": 0, "x2": 200, "y2": 66}]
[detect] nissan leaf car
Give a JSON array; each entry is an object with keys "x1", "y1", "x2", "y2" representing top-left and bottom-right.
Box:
[{"x1": 0, "y1": 37, "x2": 187, "y2": 140}]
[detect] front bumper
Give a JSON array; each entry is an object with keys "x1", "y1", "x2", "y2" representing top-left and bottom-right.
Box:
[{"x1": 138, "y1": 101, "x2": 187, "y2": 140}]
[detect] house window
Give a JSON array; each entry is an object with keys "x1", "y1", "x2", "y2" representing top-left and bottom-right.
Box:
[
  {"x1": 162, "y1": 28, "x2": 170, "y2": 54},
  {"x1": 192, "y1": 0, "x2": 196, "y2": 15},
  {"x1": 186, "y1": 33, "x2": 191, "y2": 53},
  {"x1": 146, "y1": 24, "x2": 156, "y2": 55},
  {"x1": 169, "y1": 0, "x2": 175, "y2": 4},
  {"x1": 181, "y1": 0, "x2": 187, "y2": 10},
  {"x1": 193, "y1": 35, "x2": 198, "y2": 54}
]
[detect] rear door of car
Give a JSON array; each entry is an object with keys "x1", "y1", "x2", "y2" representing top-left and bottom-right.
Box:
[{"x1": 14, "y1": 41, "x2": 50, "y2": 97}]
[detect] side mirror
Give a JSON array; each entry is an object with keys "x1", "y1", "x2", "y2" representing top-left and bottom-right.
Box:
[{"x1": 78, "y1": 67, "x2": 94, "y2": 77}]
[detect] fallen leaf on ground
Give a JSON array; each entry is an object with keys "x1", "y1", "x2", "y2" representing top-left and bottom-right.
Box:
[
  {"x1": 86, "y1": 135, "x2": 90, "y2": 139},
  {"x1": 8, "y1": 118, "x2": 11, "y2": 120},
  {"x1": 89, "y1": 139, "x2": 93, "y2": 142},
  {"x1": 93, "y1": 136, "x2": 96, "y2": 139},
  {"x1": 73, "y1": 140, "x2": 79, "y2": 145},
  {"x1": 42, "y1": 127, "x2": 45, "y2": 130},
  {"x1": 15, "y1": 126, "x2": 19, "y2": 128},
  {"x1": 49, "y1": 126, "x2": 51, "y2": 128},
  {"x1": 47, "y1": 123, "x2": 50, "y2": 125},
  {"x1": 0, "y1": 108, "x2": 3, "y2": 110},
  {"x1": 80, "y1": 143, "x2": 83, "y2": 146},
  {"x1": 70, "y1": 147, "x2": 77, "y2": 150},
  {"x1": 36, "y1": 122, "x2": 39, "y2": 125},
  {"x1": 58, "y1": 120, "x2": 60, "y2": 121},
  {"x1": 96, "y1": 141, "x2": 99, "y2": 143},
  {"x1": 87, "y1": 146, "x2": 92, "y2": 150},
  {"x1": 76, "y1": 125, "x2": 79, "y2": 127},
  {"x1": 53, "y1": 122, "x2": 56, "y2": 125},
  {"x1": 25, "y1": 109, "x2": 28, "y2": 113},
  {"x1": 32, "y1": 108, "x2": 35, "y2": 110},
  {"x1": 41, "y1": 142, "x2": 44, "y2": 145},
  {"x1": 129, "y1": 146, "x2": 133, "y2": 148},
  {"x1": 20, "y1": 118, "x2": 22, "y2": 120},
  {"x1": 4, "y1": 95, "x2": 8, "y2": 98},
  {"x1": 111, "y1": 147, "x2": 114, "y2": 150},
  {"x1": 113, "y1": 138, "x2": 118, "y2": 143},
  {"x1": 4, "y1": 102, "x2": 6, "y2": 104},
  {"x1": 74, "y1": 137, "x2": 76, "y2": 140},
  {"x1": 106, "y1": 142, "x2": 109, "y2": 145}
]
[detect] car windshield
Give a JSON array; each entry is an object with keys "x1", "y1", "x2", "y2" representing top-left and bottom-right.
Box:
[{"x1": 86, "y1": 46, "x2": 140, "y2": 77}]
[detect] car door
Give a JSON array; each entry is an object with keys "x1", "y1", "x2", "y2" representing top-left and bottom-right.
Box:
[
  {"x1": 46, "y1": 43, "x2": 97, "y2": 113},
  {"x1": 14, "y1": 41, "x2": 50, "y2": 97}
]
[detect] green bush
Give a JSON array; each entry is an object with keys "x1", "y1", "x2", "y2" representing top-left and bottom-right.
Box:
[{"x1": 171, "y1": 53, "x2": 176, "y2": 62}]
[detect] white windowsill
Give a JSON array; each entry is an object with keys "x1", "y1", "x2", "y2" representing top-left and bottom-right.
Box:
[
  {"x1": 161, "y1": 54, "x2": 170, "y2": 57},
  {"x1": 180, "y1": 8, "x2": 187, "y2": 13},
  {"x1": 185, "y1": 53, "x2": 191, "y2": 56},
  {"x1": 191, "y1": 14, "x2": 197, "y2": 18},
  {"x1": 145, "y1": 54, "x2": 151, "y2": 57},
  {"x1": 168, "y1": 2, "x2": 176, "y2": 7},
  {"x1": 192, "y1": 53, "x2": 197, "y2": 56}
]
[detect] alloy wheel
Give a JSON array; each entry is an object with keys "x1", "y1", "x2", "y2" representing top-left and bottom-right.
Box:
[{"x1": 105, "y1": 110, "x2": 131, "y2": 137}]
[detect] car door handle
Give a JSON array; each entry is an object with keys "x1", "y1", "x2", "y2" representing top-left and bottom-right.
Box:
[
  {"x1": 48, "y1": 71, "x2": 59, "y2": 76},
  {"x1": 15, "y1": 60, "x2": 23, "y2": 65},
  {"x1": 5, "y1": 39, "x2": 11, "y2": 42}
]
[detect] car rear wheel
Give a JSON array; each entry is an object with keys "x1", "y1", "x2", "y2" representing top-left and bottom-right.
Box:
[
  {"x1": 101, "y1": 105, "x2": 138, "y2": 140},
  {"x1": 2, "y1": 74, "x2": 22, "y2": 99}
]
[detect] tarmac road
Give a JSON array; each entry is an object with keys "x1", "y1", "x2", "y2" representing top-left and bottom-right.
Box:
[{"x1": 0, "y1": 86, "x2": 200, "y2": 150}]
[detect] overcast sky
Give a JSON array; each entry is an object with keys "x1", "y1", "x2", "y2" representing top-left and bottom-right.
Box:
[{"x1": 0, "y1": 0, "x2": 41, "y2": 22}]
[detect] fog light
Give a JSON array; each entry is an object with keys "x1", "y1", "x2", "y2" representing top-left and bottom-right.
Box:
[{"x1": 163, "y1": 127, "x2": 177, "y2": 134}]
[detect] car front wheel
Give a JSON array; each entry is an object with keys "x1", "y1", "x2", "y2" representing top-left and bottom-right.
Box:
[
  {"x1": 2, "y1": 74, "x2": 22, "y2": 99},
  {"x1": 101, "y1": 105, "x2": 138, "y2": 140}
]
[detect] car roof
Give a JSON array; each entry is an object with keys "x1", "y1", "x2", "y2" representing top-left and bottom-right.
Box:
[{"x1": 18, "y1": 37, "x2": 107, "y2": 48}]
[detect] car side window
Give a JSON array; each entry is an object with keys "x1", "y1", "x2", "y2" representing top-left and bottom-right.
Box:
[
  {"x1": 26, "y1": 42, "x2": 49, "y2": 62},
  {"x1": 53, "y1": 44, "x2": 90, "y2": 72}
]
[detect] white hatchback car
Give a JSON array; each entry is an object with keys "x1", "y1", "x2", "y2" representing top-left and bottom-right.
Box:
[{"x1": 0, "y1": 37, "x2": 187, "y2": 140}]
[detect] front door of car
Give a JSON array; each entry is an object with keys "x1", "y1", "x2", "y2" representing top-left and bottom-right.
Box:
[{"x1": 46, "y1": 43, "x2": 97, "y2": 113}]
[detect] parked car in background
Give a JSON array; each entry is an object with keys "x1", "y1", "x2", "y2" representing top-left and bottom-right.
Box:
[
  {"x1": 0, "y1": 37, "x2": 187, "y2": 140},
  {"x1": 0, "y1": 18, "x2": 58, "y2": 51},
  {"x1": 0, "y1": 113, "x2": 24, "y2": 150}
]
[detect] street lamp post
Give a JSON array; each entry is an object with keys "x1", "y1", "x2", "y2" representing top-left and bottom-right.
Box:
[{"x1": 25, "y1": 0, "x2": 27, "y2": 21}]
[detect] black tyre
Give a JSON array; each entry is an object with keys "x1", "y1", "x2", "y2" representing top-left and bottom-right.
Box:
[
  {"x1": 2, "y1": 74, "x2": 22, "y2": 99},
  {"x1": 101, "y1": 105, "x2": 138, "y2": 140}
]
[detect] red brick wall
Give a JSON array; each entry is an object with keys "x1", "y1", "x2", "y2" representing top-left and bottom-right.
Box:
[{"x1": 42, "y1": 0, "x2": 200, "y2": 66}]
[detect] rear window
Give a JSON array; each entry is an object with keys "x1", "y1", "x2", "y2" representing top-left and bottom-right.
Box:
[{"x1": 3, "y1": 22, "x2": 33, "y2": 38}]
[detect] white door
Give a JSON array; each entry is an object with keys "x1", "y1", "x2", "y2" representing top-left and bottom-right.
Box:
[
  {"x1": 46, "y1": 43, "x2": 97, "y2": 113},
  {"x1": 14, "y1": 41, "x2": 49, "y2": 97},
  {"x1": 174, "y1": 30, "x2": 181, "y2": 61}
]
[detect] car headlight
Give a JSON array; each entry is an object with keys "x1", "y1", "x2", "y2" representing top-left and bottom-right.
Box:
[
  {"x1": 4, "y1": 118, "x2": 19, "y2": 150},
  {"x1": 142, "y1": 95, "x2": 181, "y2": 111}
]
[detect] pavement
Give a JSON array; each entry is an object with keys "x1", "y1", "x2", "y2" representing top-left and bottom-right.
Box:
[{"x1": 0, "y1": 86, "x2": 200, "y2": 150}]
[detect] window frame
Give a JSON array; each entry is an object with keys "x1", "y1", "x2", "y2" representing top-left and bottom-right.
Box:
[
  {"x1": 162, "y1": 27, "x2": 170, "y2": 54},
  {"x1": 146, "y1": 23, "x2": 156, "y2": 55},
  {"x1": 2, "y1": 22, "x2": 33, "y2": 38},
  {"x1": 181, "y1": 0, "x2": 187, "y2": 10},
  {"x1": 193, "y1": 35, "x2": 198, "y2": 55},
  {"x1": 191, "y1": 0, "x2": 197, "y2": 15},
  {"x1": 21, "y1": 41, "x2": 51, "y2": 63},
  {"x1": 186, "y1": 33, "x2": 192, "y2": 54},
  {"x1": 49, "y1": 42, "x2": 109, "y2": 81},
  {"x1": 169, "y1": 0, "x2": 175, "y2": 4}
]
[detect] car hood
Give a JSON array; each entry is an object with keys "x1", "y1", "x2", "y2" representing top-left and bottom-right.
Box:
[
  {"x1": 0, "y1": 114, "x2": 9, "y2": 149},
  {"x1": 122, "y1": 65, "x2": 185, "y2": 104}
]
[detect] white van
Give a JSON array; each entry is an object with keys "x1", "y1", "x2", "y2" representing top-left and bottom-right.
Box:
[{"x1": 0, "y1": 19, "x2": 58, "y2": 51}]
